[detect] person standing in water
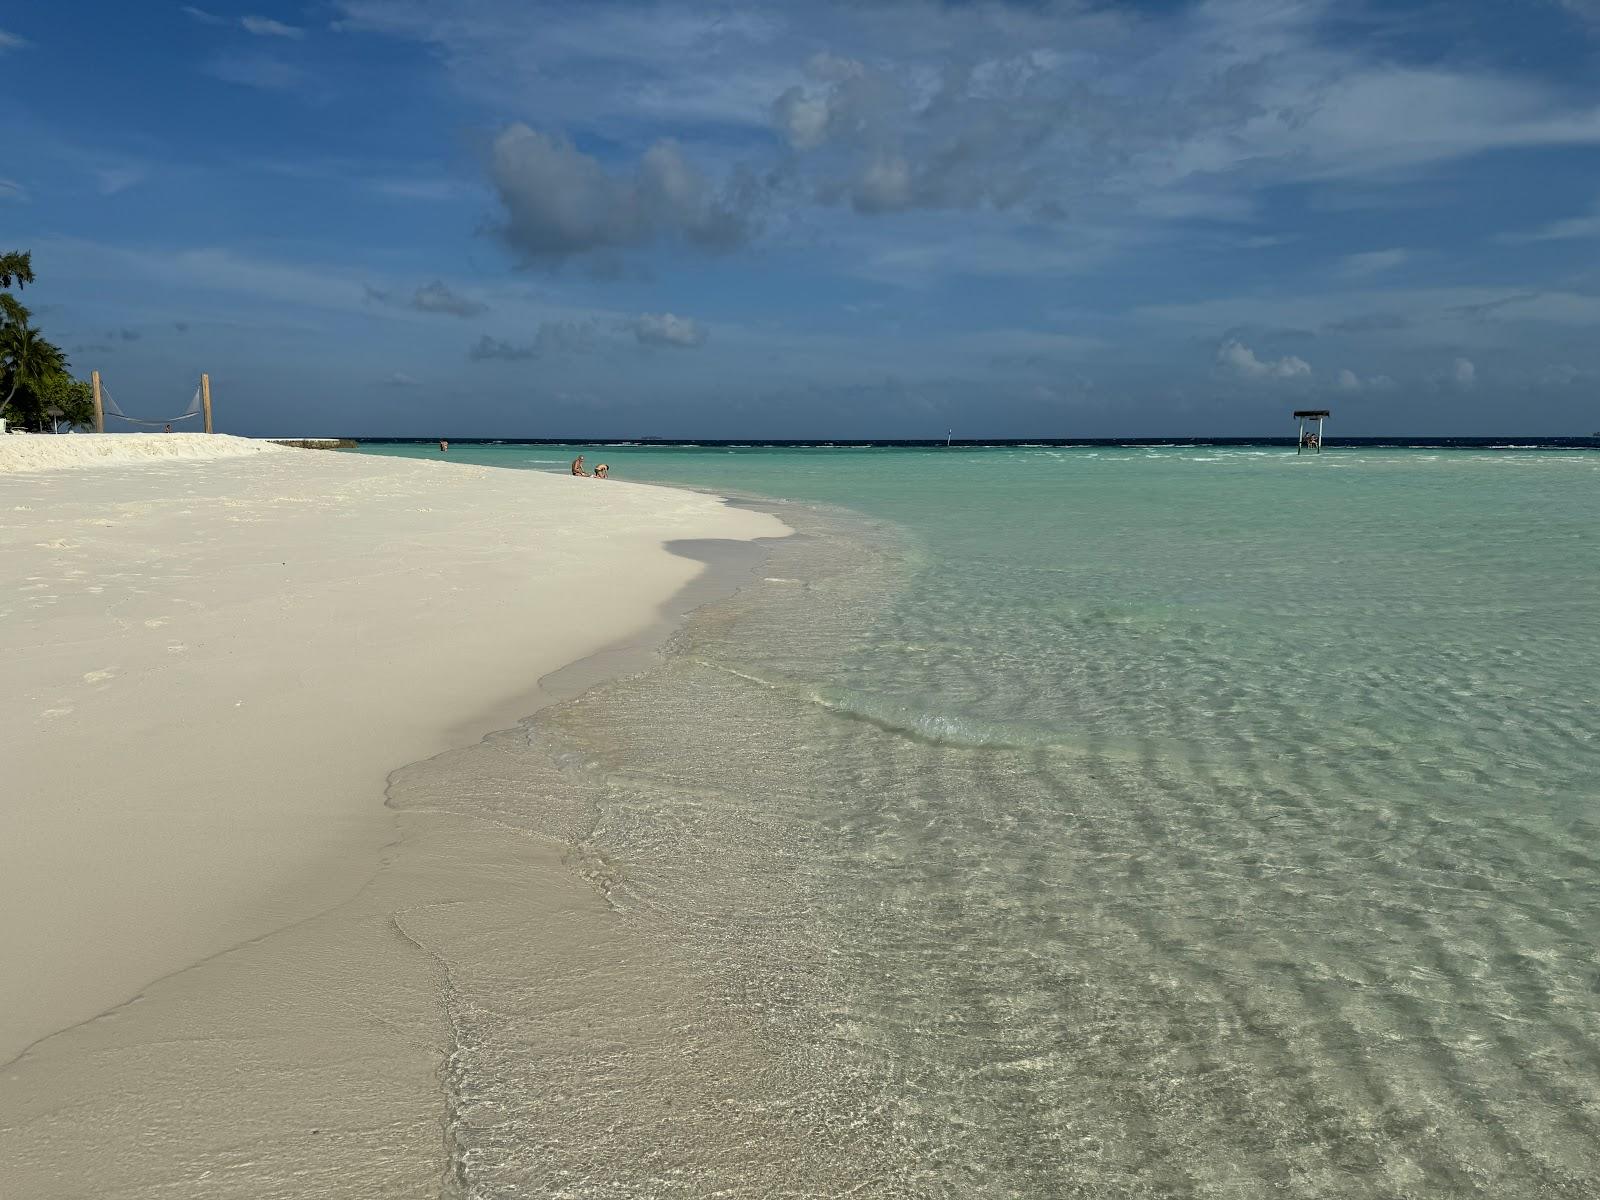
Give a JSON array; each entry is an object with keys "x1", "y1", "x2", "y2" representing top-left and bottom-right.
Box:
[
  {"x1": 439, "y1": 440, "x2": 449, "y2": 453},
  {"x1": 570, "y1": 455, "x2": 589, "y2": 476}
]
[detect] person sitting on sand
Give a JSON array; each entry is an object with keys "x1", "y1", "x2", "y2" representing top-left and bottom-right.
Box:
[
  {"x1": 594, "y1": 463, "x2": 609, "y2": 478},
  {"x1": 571, "y1": 455, "x2": 589, "y2": 476}
]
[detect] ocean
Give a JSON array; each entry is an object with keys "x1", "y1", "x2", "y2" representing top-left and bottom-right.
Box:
[{"x1": 360, "y1": 442, "x2": 1600, "y2": 1197}]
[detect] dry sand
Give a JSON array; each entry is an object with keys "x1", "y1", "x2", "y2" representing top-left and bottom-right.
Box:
[
  {"x1": 0, "y1": 429, "x2": 287, "y2": 471},
  {"x1": 0, "y1": 435, "x2": 787, "y2": 1194}
]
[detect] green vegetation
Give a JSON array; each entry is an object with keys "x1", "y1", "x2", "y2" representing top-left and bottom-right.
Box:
[
  {"x1": 33, "y1": 370, "x2": 97, "y2": 429},
  {"x1": 1, "y1": 250, "x2": 97, "y2": 432}
]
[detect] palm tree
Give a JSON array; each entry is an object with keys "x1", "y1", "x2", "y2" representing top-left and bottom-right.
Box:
[
  {"x1": 0, "y1": 250, "x2": 31, "y2": 328},
  {"x1": 0, "y1": 250, "x2": 32, "y2": 290},
  {"x1": 1, "y1": 323, "x2": 69, "y2": 430},
  {"x1": 0, "y1": 294, "x2": 28, "y2": 327}
]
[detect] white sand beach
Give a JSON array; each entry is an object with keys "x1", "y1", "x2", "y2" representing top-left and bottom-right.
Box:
[{"x1": 0, "y1": 435, "x2": 786, "y2": 1192}]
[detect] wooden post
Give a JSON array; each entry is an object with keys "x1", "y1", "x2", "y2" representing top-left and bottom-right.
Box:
[
  {"x1": 201, "y1": 373, "x2": 213, "y2": 434},
  {"x1": 91, "y1": 370, "x2": 105, "y2": 433},
  {"x1": 1297, "y1": 417, "x2": 1304, "y2": 455}
]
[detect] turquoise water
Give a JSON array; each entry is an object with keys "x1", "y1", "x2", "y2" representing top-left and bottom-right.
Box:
[{"x1": 367, "y1": 444, "x2": 1600, "y2": 1197}]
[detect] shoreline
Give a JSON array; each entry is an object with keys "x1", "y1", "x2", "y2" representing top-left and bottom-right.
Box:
[
  {"x1": 0, "y1": 438, "x2": 790, "y2": 1192},
  {"x1": 9, "y1": 438, "x2": 1596, "y2": 1195}
]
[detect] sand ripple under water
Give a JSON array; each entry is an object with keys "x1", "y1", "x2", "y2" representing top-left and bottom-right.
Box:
[{"x1": 381, "y1": 446, "x2": 1600, "y2": 1197}]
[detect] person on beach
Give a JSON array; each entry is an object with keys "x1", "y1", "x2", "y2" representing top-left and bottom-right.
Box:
[
  {"x1": 164, "y1": 424, "x2": 172, "y2": 433},
  {"x1": 594, "y1": 463, "x2": 609, "y2": 478},
  {"x1": 571, "y1": 455, "x2": 589, "y2": 476},
  {"x1": 439, "y1": 440, "x2": 449, "y2": 453}
]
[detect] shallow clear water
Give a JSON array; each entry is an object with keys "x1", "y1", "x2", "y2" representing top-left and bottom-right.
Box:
[{"x1": 367, "y1": 444, "x2": 1600, "y2": 1197}]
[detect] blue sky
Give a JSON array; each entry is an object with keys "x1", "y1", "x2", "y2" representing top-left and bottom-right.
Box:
[{"x1": 6, "y1": 1, "x2": 1600, "y2": 437}]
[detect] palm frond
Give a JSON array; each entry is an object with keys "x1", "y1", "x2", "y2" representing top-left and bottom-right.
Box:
[{"x1": 0, "y1": 250, "x2": 34, "y2": 291}]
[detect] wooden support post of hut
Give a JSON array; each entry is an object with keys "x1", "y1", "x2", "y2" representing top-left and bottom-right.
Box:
[
  {"x1": 1294, "y1": 409, "x2": 1329, "y2": 454},
  {"x1": 91, "y1": 369, "x2": 105, "y2": 433},
  {"x1": 201, "y1": 373, "x2": 213, "y2": 434}
]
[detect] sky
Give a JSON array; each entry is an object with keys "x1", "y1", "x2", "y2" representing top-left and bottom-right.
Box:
[{"x1": 5, "y1": 0, "x2": 1600, "y2": 437}]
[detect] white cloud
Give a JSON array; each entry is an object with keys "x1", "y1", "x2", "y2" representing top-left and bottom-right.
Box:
[
  {"x1": 384, "y1": 371, "x2": 419, "y2": 387},
  {"x1": 0, "y1": 29, "x2": 29, "y2": 50},
  {"x1": 1216, "y1": 338, "x2": 1311, "y2": 380},
  {"x1": 365, "y1": 280, "x2": 488, "y2": 318},
  {"x1": 1453, "y1": 357, "x2": 1477, "y2": 387},
  {"x1": 1223, "y1": 66, "x2": 1600, "y2": 181},
  {"x1": 487, "y1": 125, "x2": 750, "y2": 263},
  {"x1": 770, "y1": 52, "x2": 882, "y2": 155},
  {"x1": 241, "y1": 16, "x2": 305, "y2": 39},
  {"x1": 409, "y1": 280, "x2": 488, "y2": 317},
  {"x1": 1336, "y1": 368, "x2": 1397, "y2": 392},
  {"x1": 0, "y1": 178, "x2": 26, "y2": 201},
  {"x1": 335, "y1": 2, "x2": 792, "y2": 129},
  {"x1": 852, "y1": 155, "x2": 914, "y2": 214},
  {"x1": 632, "y1": 312, "x2": 707, "y2": 348},
  {"x1": 772, "y1": 87, "x2": 833, "y2": 151},
  {"x1": 186, "y1": 8, "x2": 305, "y2": 38},
  {"x1": 1337, "y1": 248, "x2": 1410, "y2": 277}
]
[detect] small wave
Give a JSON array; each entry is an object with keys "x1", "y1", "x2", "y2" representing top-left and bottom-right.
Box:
[
  {"x1": 690, "y1": 660, "x2": 785, "y2": 690},
  {"x1": 809, "y1": 687, "x2": 1063, "y2": 750}
]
